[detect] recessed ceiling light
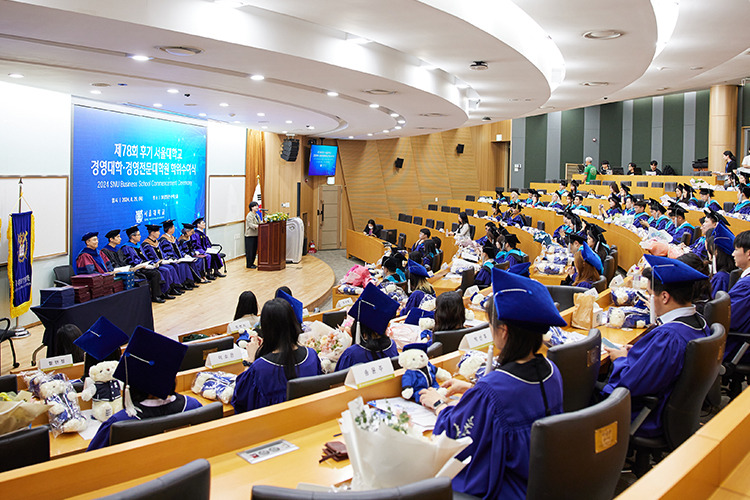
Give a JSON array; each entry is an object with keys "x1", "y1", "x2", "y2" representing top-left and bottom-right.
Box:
[
  {"x1": 326, "y1": 91, "x2": 339, "y2": 97},
  {"x1": 470, "y1": 61, "x2": 488, "y2": 71},
  {"x1": 583, "y1": 30, "x2": 623, "y2": 40},
  {"x1": 167, "y1": 88, "x2": 179, "y2": 94},
  {"x1": 539, "y1": 105, "x2": 555, "y2": 109},
  {"x1": 524, "y1": 98, "x2": 533, "y2": 102},
  {"x1": 129, "y1": 55, "x2": 152, "y2": 62},
  {"x1": 8, "y1": 73, "x2": 24, "y2": 79},
  {"x1": 419, "y1": 112, "x2": 448, "y2": 117},
  {"x1": 198, "y1": 113, "x2": 207, "y2": 117},
  {"x1": 369, "y1": 103, "x2": 380, "y2": 108},
  {"x1": 153, "y1": 103, "x2": 162, "y2": 108},
  {"x1": 657, "y1": 87, "x2": 670, "y2": 91},
  {"x1": 382, "y1": 129, "x2": 389, "y2": 133},
  {"x1": 257, "y1": 112, "x2": 265, "y2": 117},
  {"x1": 184, "y1": 103, "x2": 197, "y2": 106},
  {"x1": 397, "y1": 119, "x2": 406, "y2": 124},
  {"x1": 250, "y1": 74, "x2": 265, "y2": 81},
  {"x1": 394, "y1": 126, "x2": 402, "y2": 130},
  {"x1": 509, "y1": 98, "x2": 520, "y2": 102},
  {"x1": 367, "y1": 133, "x2": 373, "y2": 136},
  {"x1": 348, "y1": 136, "x2": 354, "y2": 139},
  {"x1": 581, "y1": 81, "x2": 609, "y2": 86},
  {"x1": 158, "y1": 46, "x2": 203, "y2": 56},
  {"x1": 90, "y1": 90, "x2": 101, "y2": 95},
  {"x1": 306, "y1": 125, "x2": 315, "y2": 130},
  {"x1": 219, "y1": 102, "x2": 229, "y2": 107},
  {"x1": 233, "y1": 120, "x2": 241, "y2": 124},
  {"x1": 285, "y1": 120, "x2": 293, "y2": 124},
  {"x1": 261, "y1": 126, "x2": 268, "y2": 129},
  {"x1": 390, "y1": 112, "x2": 399, "y2": 118},
  {"x1": 282, "y1": 131, "x2": 288, "y2": 134}
]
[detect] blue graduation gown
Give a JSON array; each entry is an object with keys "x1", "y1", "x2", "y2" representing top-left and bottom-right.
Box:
[
  {"x1": 725, "y1": 275, "x2": 750, "y2": 362},
  {"x1": 155, "y1": 237, "x2": 192, "y2": 283},
  {"x1": 711, "y1": 271, "x2": 730, "y2": 298},
  {"x1": 410, "y1": 240, "x2": 425, "y2": 253},
  {"x1": 687, "y1": 197, "x2": 701, "y2": 208},
  {"x1": 402, "y1": 364, "x2": 439, "y2": 404},
  {"x1": 547, "y1": 202, "x2": 563, "y2": 210},
  {"x1": 121, "y1": 243, "x2": 174, "y2": 293},
  {"x1": 495, "y1": 249, "x2": 525, "y2": 268},
  {"x1": 191, "y1": 229, "x2": 224, "y2": 270},
  {"x1": 553, "y1": 224, "x2": 571, "y2": 245},
  {"x1": 671, "y1": 222, "x2": 695, "y2": 244},
  {"x1": 606, "y1": 207, "x2": 622, "y2": 217},
  {"x1": 733, "y1": 200, "x2": 750, "y2": 215},
  {"x1": 232, "y1": 347, "x2": 322, "y2": 413},
  {"x1": 434, "y1": 356, "x2": 563, "y2": 500},
  {"x1": 75, "y1": 248, "x2": 109, "y2": 274},
  {"x1": 335, "y1": 340, "x2": 398, "y2": 372},
  {"x1": 475, "y1": 235, "x2": 488, "y2": 246},
  {"x1": 507, "y1": 214, "x2": 524, "y2": 227},
  {"x1": 704, "y1": 200, "x2": 722, "y2": 213},
  {"x1": 602, "y1": 313, "x2": 710, "y2": 437},
  {"x1": 400, "y1": 289, "x2": 435, "y2": 318},
  {"x1": 573, "y1": 281, "x2": 594, "y2": 290},
  {"x1": 623, "y1": 207, "x2": 636, "y2": 216},
  {"x1": 178, "y1": 236, "x2": 207, "y2": 277},
  {"x1": 633, "y1": 212, "x2": 650, "y2": 227},
  {"x1": 572, "y1": 204, "x2": 590, "y2": 213},
  {"x1": 689, "y1": 236, "x2": 707, "y2": 261},
  {"x1": 474, "y1": 262, "x2": 493, "y2": 288},
  {"x1": 88, "y1": 394, "x2": 202, "y2": 451},
  {"x1": 653, "y1": 215, "x2": 675, "y2": 234}
]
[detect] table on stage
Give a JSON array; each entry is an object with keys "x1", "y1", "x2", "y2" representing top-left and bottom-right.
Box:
[{"x1": 31, "y1": 286, "x2": 154, "y2": 357}]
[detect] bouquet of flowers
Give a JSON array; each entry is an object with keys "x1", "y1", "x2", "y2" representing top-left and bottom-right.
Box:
[
  {"x1": 265, "y1": 212, "x2": 289, "y2": 222},
  {"x1": 300, "y1": 321, "x2": 352, "y2": 373}
]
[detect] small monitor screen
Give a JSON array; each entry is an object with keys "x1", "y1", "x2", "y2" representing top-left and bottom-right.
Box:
[{"x1": 309, "y1": 145, "x2": 338, "y2": 176}]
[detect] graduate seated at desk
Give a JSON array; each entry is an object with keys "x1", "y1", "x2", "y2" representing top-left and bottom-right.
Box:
[
  {"x1": 382, "y1": 256, "x2": 407, "y2": 284},
  {"x1": 690, "y1": 187, "x2": 721, "y2": 213},
  {"x1": 233, "y1": 290, "x2": 259, "y2": 328},
  {"x1": 421, "y1": 239, "x2": 439, "y2": 270},
  {"x1": 640, "y1": 199, "x2": 674, "y2": 234},
  {"x1": 434, "y1": 291, "x2": 466, "y2": 333},
  {"x1": 622, "y1": 195, "x2": 636, "y2": 216},
  {"x1": 553, "y1": 210, "x2": 583, "y2": 246},
  {"x1": 734, "y1": 185, "x2": 750, "y2": 215},
  {"x1": 669, "y1": 205, "x2": 695, "y2": 245},
  {"x1": 587, "y1": 224, "x2": 610, "y2": 263},
  {"x1": 335, "y1": 283, "x2": 399, "y2": 372},
  {"x1": 88, "y1": 326, "x2": 202, "y2": 451},
  {"x1": 562, "y1": 241, "x2": 602, "y2": 290},
  {"x1": 598, "y1": 194, "x2": 623, "y2": 218},
  {"x1": 475, "y1": 222, "x2": 498, "y2": 247},
  {"x1": 556, "y1": 179, "x2": 568, "y2": 197},
  {"x1": 619, "y1": 183, "x2": 631, "y2": 200},
  {"x1": 406, "y1": 259, "x2": 435, "y2": 296},
  {"x1": 419, "y1": 267, "x2": 564, "y2": 500},
  {"x1": 75, "y1": 232, "x2": 111, "y2": 275},
  {"x1": 527, "y1": 189, "x2": 547, "y2": 208},
  {"x1": 233, "y1": 296, "x2": 322, "y2": 413},
  {"x1": 632, "y1": 200, "x2": 650, "y2": 228},
  {"x1": 411, "y1": 227, "x2": 431, "y2": 253},
  {"x1": 676, "y1": 253, "x2": 712, "y2": 315},
  {"x1": 571, "y1": 193, "x2": 590, "y2": 212},
  {"x1": 495, "y1": 233, "x2": 527, "y2": 268},
  {"x1": 503, "y1": 203, "x2": 525, "y2": 227},
  {"x1": 474, "y1": 244, "x2": 496, "y2": 289},
  {"x1": 707, "y1": 223, "x2": 737, "y2": 298},
  {"x1": 723, "y1": 231, "x2": 750, "y2": 385},
  {"x1": 600, "y1": 255, "x2": 710, "y2": 438}
]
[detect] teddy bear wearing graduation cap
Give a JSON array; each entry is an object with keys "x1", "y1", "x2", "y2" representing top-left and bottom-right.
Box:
[{"x1": 399, "y1": 342, "x2": 450, "y2": 403}]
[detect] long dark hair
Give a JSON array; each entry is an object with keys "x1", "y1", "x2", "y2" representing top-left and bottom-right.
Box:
[
  {"x1": 486, "y1": 297, "x2": 543, "y2": 366},
  {"x1": 355, "y1": 322, "x2": 391, "y2": 360},
  {"x1": 233, "y1": 291, "x2": 259, "y2": 320},
  {"x1": 257, "y1": 299, "x2": 302, "y2": 380},
  {"x1": 458, "y1": 212, "x2": 469, "y2": 226},
  {"x1": 56, "y1": 324, "x2": 85, "y2": 362},
  {"x1": 435, "y1": 291, "x2": 465, "y2": 331},
  {"x1": 707, "y1": 235, "x2": 738, "y2": 274},
  {"x1": 677, "y1": 253, "x2": 711, "y2": 305}
]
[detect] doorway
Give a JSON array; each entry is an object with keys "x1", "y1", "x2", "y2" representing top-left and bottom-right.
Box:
[{"x1": 318, "y1": 185, "x2": 341, "y2": 250}]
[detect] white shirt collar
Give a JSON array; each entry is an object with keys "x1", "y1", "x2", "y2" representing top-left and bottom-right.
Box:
[
  {"x1": 742, "y1": 268, "x2": 750, "y2": 279},
  {"x1": 658, "y1": 305, "x2": 696, "y2": 325}
]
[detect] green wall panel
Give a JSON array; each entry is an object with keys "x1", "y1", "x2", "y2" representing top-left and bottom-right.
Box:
[
  {"x1": 695, "y1": 89, "x2": 709, "y2": 160},
  {"x1": 631, "y1": 97, "x2": 653, "y2": 167},
  {"x1": 662, "y1": 93, "x2": 684, "y2": 173},
  {"x1": 599, "y1": 102, "x2": 623, "y2": 167},
  {"x1": 524, "y1": 114, "x2": 548, "y2": 185},
  {"x1": 560, "y1": 108, "x2": 584, "y2": 177}
]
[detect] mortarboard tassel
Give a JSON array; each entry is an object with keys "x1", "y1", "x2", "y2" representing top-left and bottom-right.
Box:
[
  {"x1": 123, "y1": 354, "x2": 137, "y2": 417},
  {"x1": 484, "y1": 343, "x2": 494, "y2": 377}
]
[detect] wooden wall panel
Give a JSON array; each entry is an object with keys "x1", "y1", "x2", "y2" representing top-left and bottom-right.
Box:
[
  {"x1": 411, "y1": 133, "x2": 452, "y2": 207},
  {"x1": 338, "y1": 140, "x2": 390, "y2": 232},
  {"x1": 471, "y1": 124, "x2": 495, "y2": 191},
  {"x1": 441, "y1": 128, "x2": 479, "y2": 200},
  {"x1": 376, "y1": 139, "x2": 422, "y2": 219}
]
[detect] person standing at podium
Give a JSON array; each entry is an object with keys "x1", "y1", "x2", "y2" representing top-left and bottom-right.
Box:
[{"x1": 245, "y1": 201, "x2": 262, "y2": 269}]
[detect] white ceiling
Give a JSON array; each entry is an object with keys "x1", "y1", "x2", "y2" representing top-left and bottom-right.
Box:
[{"x1": 1, "y1": 0, "x2": 749, "y2": 139}]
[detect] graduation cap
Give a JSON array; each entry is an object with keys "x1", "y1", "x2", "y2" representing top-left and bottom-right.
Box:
[
  {"x1": 704, "y1": 208, "x2": 730, "y2": 227},
  {"x1": 644, "y1": 254, "x2": 708, "y2": 284},
  {"x1": 81, "y1": 231, "x2": 98, "y2": 242},
  {"x1": 114, "y1": 326, "x2": 188, "y2": 415},
  {"x1": 570, "y1": 179, "x2": 580, "y2": 188},
  {"x1": 491, "y1": 267, "x2": 566, "y2": 331},
  {"x1": 483, "y1": 244, "x2": 497, "y2": 259},
  {"x1": 608, "y1": 194, "x2": 621, "y2": 206},
  {"x1": 528, "y1": 188, "x2": 539, "y2": 197},
  {"x1": 699, "y1": 187, "x2": 714, "y2": 197},
  {"x1": 559, "y1": 180, "x2": 568, "y2": 187},
  {"x1": 712, "y1": 223, "x2": 735, "y2": 255},
  {"x1": 682, "y1": 184, "x2": 695, "y2": 195},
  {"x1": 145, "y1": 224, "x2": 161, "y2": 233},
  {"x1": 507, "y1": 262, "x2": 531, "y2": 277},
  {"x1": 649, "y1": 198, "x2": 666, "y2": 213},
  {"x1": 192, "y1": 217, "x2": 205, "y2": 226},
  {"x1": 348, "y1": 283, "x2": 400, "y2": 341},
  {"x1": 407, "y1": 259, "x2": 430, "y2": 278},
  {"x1": 672, "y1": 206, "x2": 687, "y2": 219},
  {"x1": 620, "y1": 184, "x2": 631, "y2": 194},
  {"x1": 276, "y1": 289, "x2": 303, "y2": 324},
  {"x1": 162, "y1": 219, "x2": 175, "y2": 231},
  {"x1": 401, "y1": 342, "x2": 429, "y2": 354},
  {"x1": 566, "y1": 232, "x2": 585, "y2": 246},
  {"x1": 105, "y1": 229, "x2": 121, "y2": 240},
  {"x1": 510, "y1": 188, "x2": 520, "y2": 195},
  {"x1": 581, "y1": 243, "x2": 604, "y2": 274},
  {"x1": 74, "y1": 316, "x2": 128, "y2": 361},
  {"x1": 181, "y1": 223, "x2": 195, "y2": 230},
  {"x1": 741, "y1": 184, "x2": 750, "y2": 199},
  {"x1": 504, "y1": 233, "x2": 520, "y2": 248},
  {"x1": 125, "y1": 225, "x2": 140, "y2": 237},
  {"x1": 404, "y1": 308, "x2": 435, "y2": 325}
]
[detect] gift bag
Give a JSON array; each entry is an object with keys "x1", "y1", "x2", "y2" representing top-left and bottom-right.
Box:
[{"x1": 571, "y1": 292, "x2": 596, "y2": 330}]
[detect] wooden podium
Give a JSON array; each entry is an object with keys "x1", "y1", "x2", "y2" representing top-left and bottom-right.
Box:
[{"x1": 257, "y1": 220, "x2": 286, "y2": 271}]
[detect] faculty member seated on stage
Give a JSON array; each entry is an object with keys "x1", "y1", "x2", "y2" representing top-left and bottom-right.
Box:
[
  {"x1": 190, "y1": 217, "x2": 225, "y2": 278},
  {"x1": 76, "y1": 232, "x2": 111, "y2": 274},
  {"x1": 141, "y1": 223, "x2": 192, "y2": 294},
  {"x1": 160, "y1": 220, "x2": 207, "y2": 285},
  {"x1": 103, "y1": 228, "x2": 168, "y2": 303}
]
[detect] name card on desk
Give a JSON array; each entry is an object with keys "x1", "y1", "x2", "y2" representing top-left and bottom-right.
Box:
[
  {"x1": 458, "y1": 328, "x2": 493, "y2": 351},
  {"x1": 205, "y1": 347, "x2": 244, "y2": 369},
  {"x1": 40, "y1": 354, "x2": 74, "y2": 371},
  {"x1": 345, "y1": 358, "x2": 395, "y2": 389},
  {"x1": 227, "y1": 319, "x2": 253, "y2": 334}
]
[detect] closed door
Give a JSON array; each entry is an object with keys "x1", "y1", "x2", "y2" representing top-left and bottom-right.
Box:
[{"x1": 318, "y1": 185, "x2": 341, "y2": 250}]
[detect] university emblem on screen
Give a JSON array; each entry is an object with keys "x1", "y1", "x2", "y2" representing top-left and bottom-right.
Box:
[{"x1": 17, "y1": 231, "x2": 28, "y2": 263}]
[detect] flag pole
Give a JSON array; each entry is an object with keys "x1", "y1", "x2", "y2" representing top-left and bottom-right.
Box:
[{"x1": 12, "y1": 178, "x2": 29, "y2": 339}]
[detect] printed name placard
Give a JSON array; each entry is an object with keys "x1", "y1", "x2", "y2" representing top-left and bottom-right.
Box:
[
  {"x1": 227, "y1": 319, "x2": 253, "y2": 334},
  {"x1": 40, "y1": 354, "x2": 74, "y2": 371},
  {"x1": 344, "y1": 358, "x2": 395, "y2": 389},
  {"x1": 336, "y1": 297, "x2": 354, "y2": 308},
  {"x1": 458, "y1": 328, "x2": 493, "y2": 351},
  {"x1": 205, "y1": 347, "x2": 244, "y2": 368}
]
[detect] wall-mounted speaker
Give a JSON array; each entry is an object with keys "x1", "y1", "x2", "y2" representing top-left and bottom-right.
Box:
[
  {"x1": 280, "y1": 138, "x2": 300, "y2": 161},
  {"x1": 456, "y1": 143, "x2": 465, "y2": 154},
  {"x1": 394, "y1": 157, "x2": 404, "y2": 169}
]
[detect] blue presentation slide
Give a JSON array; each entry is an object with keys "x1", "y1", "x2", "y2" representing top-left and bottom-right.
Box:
[
  {"x1": 71, "y1": 105, "x2": 207, "y2": 260},
  {"x1": 308, "y1": 144, "x2": 337, "y2": 176}
]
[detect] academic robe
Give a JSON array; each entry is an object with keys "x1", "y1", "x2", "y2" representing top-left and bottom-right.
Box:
[
  {"x1": 422, "y1": 252, "x2": 437, "y2": 269},
  {"x1": 190, "y1": 229, "x2": 224, "y2": 271},
  {"x1": 178, "y1": 236, "x2": 207, "y2": 277},
  {"x1": 410, "y1": 240, "x2": 425, "y2": 253},
  {"x1": 725, "y1": 275, "x2": 750, "y2": 362},
  {"x1": 335, "y1": 340, "x2": 398, "y2": 372},
  {"x1": 606, "y1": 207, "x2": 622, "y2": 217},
  {"x1": 121, "y1": 242, "x2": 174, "y2": 293},
  {"x1": 434, "y1": 356, "x2": 563, "y2": 500},
  {"x1": 687, "y1": 197, "x2": 702, "y2": 208},
  {"x1": 571, "y1": 204, "x2": 590, "y2": 213},
  {"x1": 704, "y1": 200, "x2": 722, "y2": 213},
  {"x1": 733, "y1": 200, "x2": 750, "y2": 215},
  {"x1": 553, "y1": 224, "x2": 571, "y2": 246},
  {"x1": 671, "y1": 222, "x2": 695, "y2": 244},
  {"x1": 100, "y1": 245, "x2": 126, "y2": 268},
  {"x1": 402, "y1": 364, "x2": 439, "y2": 404},
  {"x1": 652, "y1": 215, "x2": 675, "y2": 234},
  {"x1": 573, "y1": 281, "x2": 594, "y2": 290},
  {"x1": 495, "y1": 249, "x2": 526, "y2": 268},
  {"x1": 623, "y1": 207, "x2": 636, "y2": 216},
  {"x1": 87, "y1": 394, "x2": 202, "y2": 451},
  {"x1": 689, "y1": 236, "x2": 707, "y2": 261},
  {"x1": 232, "y1": 347, "x2": 322, "y2": 413},
  {"x1": 711, "y1": 271, "x2": 730, "y2": 298},
  {"x1": 633, "y1": 212, "x2": 650, "y2": 228},
  {"x1": 602, "y1": 313, "x2": 710, "y2": 437},
  {"x1": 159, "y1": 235, "x2": 202, "y2": 280},
  {"x1": 148, "y1": 237, "x2": 191, "y2": 284},
  {"x1": 104, "y1": 244, "x2": 163, "y2": 299},
  {"x1": 475, "y1": 235, "x2": 488, "y2": 246},
  {"x1": 531, "y1": 201, "x2": 547, "y2": 208},
  {"x1": 75, "y1": 248, "x2": 109, "y2": 274},
  {"x1": 506, "y1": 214, "x2": 524, "y2": 227},
  {"x1": 383, "y1": 274, "x2": 401, "y2": 284},
  {"x1": 474, "y1": 262, "x2": 493, "y2": 289},
  {"x1": 547, "y1": 202, "x2": 563, "y2": 210}
]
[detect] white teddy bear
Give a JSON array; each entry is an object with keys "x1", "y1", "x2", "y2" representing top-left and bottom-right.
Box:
[
  {"x1": 39, "y1": 379, "x2": 88, "y2": 433},
  {"x1": 457, "y1": 350, "x2": 487, "y2": 383},
  {"x1": 398, "y1": 343, "x2": 450, "y2": 403},
  {"x1": 418, "y1": 317, "x2": 435, "y2": 342},
  {"x1": 82, "y1": 361, "x2": 123, "y2": 422}
]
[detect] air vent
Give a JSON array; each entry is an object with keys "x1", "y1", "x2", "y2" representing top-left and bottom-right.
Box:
[
  {"x1": 159, "y1": 46, "x2": 203, "y2": 56},
  {"x1": 470, "y1": 61, "x2": 488, "y2": 71},
  {"x1": 418, "y1": 113, "x2": 447, "y2": 117},
  {"x1": 364, "y1": 89, "x2": 397, "y2": 95},
  {"x1": 91, "y1": 82, "x2": 111, "y2": 87}
]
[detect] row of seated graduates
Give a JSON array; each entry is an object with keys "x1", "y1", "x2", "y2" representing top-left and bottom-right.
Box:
[{"x1": 0, "y1": 197, "x2": 740, "y2": 498}]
